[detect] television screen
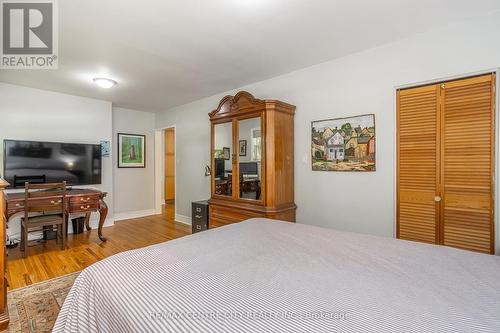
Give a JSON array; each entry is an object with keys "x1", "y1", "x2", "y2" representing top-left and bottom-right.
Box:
[
  {"x1": 3, "y1": 139, "x2": 102, "y2": 188},
  {"x1": 239, "y1": 162, "x2": 258, "y2": 176},
  {"x1": 214, "y1": 158, "x2": 225, "y2": 179}
]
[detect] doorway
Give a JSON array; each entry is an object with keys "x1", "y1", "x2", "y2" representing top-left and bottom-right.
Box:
[{"x1": 164, "y1": 128, "x2": 175, "y2": 204}]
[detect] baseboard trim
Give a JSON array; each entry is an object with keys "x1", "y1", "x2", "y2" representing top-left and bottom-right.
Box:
[
  {"x1": 175, "y1": 214, "x2": 191, "y2": 225},
  {"x1": 114, "y1": 209, "x2": 156, "y2": 222},
  {"x1": 88, "y1": 217, "x2": 115, "y2": 230}
]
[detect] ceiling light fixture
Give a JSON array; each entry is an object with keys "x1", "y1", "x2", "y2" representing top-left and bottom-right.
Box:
[{"x1": 93, "y1": 77, "x2": 117, "y2": 89}]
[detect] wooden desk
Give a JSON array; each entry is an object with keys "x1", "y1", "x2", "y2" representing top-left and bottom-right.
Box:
[
  {"x1": 4, "y1": 188, "x2": 109, "y2": 242},
  {"x1": 215, "y1": 179, "x2": 232, "y2": 196},
  {"x1": 240, "y1": 179, "x2": 261, "y2": 200},
  {"x1": 215, "y1": 179, "x2": 261, "y2": 200}
]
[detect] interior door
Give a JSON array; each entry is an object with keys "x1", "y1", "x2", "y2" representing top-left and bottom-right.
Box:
[
  {"x1": 397, "y1": 73, "x2": 495, "y2": 254},
  {"x1": 164, "y1": 128, "x2": 175, "y2": 203},
  {"x1": 441, "y1": 74, "x2": 495, "y2": 253},
  {"x1": 397, "y1": 84, "x2": 440, "y2": 244}
]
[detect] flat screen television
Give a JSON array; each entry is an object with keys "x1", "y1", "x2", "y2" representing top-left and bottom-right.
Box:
[
  {"x1": 3, "y1": 139, "x2": 102, "y2": 188},
  {"x1": 214, "y1": 158, "x2": 225, "y2": 179}
]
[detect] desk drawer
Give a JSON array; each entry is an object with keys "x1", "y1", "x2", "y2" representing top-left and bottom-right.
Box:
[
  {"x1": 69, "y1": 196, "x2": 99, "y2": 212},
  {"x1": 8, "y1": 201, "x2": 24, "y2": 213},
  {"x1": 70, "y1": 195, "x2": 99, "y2": 205},
  {"x1": 25, "y1": 198, "x2": 64, "y2": 212}
]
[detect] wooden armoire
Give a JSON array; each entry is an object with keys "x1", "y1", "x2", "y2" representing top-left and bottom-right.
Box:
[
  {"x1": 397, "y1": 73, "x2": 496, "y2": 254},
  {"x1": 208, "y1": 91, "x2": 296, "y2": 228}
]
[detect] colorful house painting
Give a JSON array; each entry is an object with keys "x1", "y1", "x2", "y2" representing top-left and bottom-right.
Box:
[
  {"x1": 312, "y1": 137, "x2": 326, "y2": 159},
  {"x1": 326, "y1": 130, "x2": 345, "y2": 161},
  {"x1": 311, "y1": 114, "x2": 375, "y2": 171}
]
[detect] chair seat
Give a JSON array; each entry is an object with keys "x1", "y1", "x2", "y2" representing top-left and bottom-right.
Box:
[{"x1": 22, "y1": 214, "x2": 64, "y2": 227}]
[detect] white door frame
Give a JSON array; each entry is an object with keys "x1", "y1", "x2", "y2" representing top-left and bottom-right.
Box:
[{"x1": 154, "y1": 125, "x2": 176, "y2": 215}]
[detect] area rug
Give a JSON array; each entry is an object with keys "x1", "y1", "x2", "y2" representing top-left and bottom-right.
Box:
[{"x1": 4, "y1": 272, "x2": 79, "y2": 333}]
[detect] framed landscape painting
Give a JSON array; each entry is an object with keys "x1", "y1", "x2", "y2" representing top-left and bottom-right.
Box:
[
  {"x1": 118, "y1": 133, "x2": 146, "y2": 168},
  {"x1": 311, "y1": 114, "x2": 375, "y2": 172}
]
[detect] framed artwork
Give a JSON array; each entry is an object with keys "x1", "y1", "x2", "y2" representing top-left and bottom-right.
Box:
[
  {"x1": 214, "y1": 149, "x2": 223, "y2": 159},
  {"x1": 223, "y1": 147, "x2": 230, "y2": 160},
  {"x1": 100, "y1": 140, "x2": 110, "y2": 157},
  {"x1": 117, "y1": 133, "x2": 146, "y2": 168},
  {"x1": 239, "y1": 140, "x2": 247, "y2": 156},
  {"x1": 311, "y1": 114, "x2": 375, "y2": 172}
]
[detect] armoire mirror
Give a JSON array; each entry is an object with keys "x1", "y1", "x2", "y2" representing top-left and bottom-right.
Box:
[
  {"x1": 238, "y1": 117, "x2": 262, "y2": 201},
  {"x1": 213, "y1": 122, "x2": 233, "y2": 197}
]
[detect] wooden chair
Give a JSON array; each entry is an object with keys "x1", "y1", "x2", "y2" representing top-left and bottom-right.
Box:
[{"x1": 20, "y1": 182, "x2": 67, "y2": 258}]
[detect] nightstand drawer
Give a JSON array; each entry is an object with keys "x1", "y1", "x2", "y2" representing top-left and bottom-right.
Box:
[{"x1": 192, "y1": 222, "x2": 207, "y2": 233}]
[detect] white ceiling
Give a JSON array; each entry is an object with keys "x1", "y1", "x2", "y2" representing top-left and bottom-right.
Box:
[{"x1": 1, "y1": 0, "x2": 500, "y2": 112}]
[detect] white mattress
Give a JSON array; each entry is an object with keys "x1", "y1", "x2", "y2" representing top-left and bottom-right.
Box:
[{"x1": 53, "y1": 218, "x2": 500, "y2": 332}]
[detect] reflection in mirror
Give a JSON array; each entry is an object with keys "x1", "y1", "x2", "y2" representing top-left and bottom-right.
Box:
[
  {"x1": 214, "y1": 122, "x2": 232, "y2": 197},
  {"x1": 238, "y1": 117, "x2": 262, "y2": 201}
]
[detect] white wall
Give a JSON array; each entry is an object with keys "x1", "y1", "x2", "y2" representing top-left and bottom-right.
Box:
[
  {"x1": 113, "y1": 107, "x2": 156, "y2": 219},
  {"x1": 156, "y1": 11, "x2": 500, "y2": 253},
  {"x1": 238, "y1": 117, "x2": 260, "y2": 163},
  {"x1": 156, "y1": 105, "x2": 212, "y2": 221},
  {"x1": 0, "y1": 83, "x2": 114, "y2": 237},
  {"x1": 214, "y1": 122, "x2": 233, "y2": 172},
  {"x1": 238, "y1": 118, "x2": 262, "y2": 178}
]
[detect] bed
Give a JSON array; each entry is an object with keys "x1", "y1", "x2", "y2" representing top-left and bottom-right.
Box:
[{"x1": 53, "y1": 218, "x2": 500, "y2": 332}]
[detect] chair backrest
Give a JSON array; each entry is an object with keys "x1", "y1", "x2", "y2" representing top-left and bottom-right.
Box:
[{"x1": 24, "y1": 181, "x2": 67, "y2": 215}]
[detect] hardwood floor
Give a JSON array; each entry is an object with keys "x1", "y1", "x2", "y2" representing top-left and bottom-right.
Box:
[{"x1": 6, "y1": 204, "x2": 190, "y2": 290}]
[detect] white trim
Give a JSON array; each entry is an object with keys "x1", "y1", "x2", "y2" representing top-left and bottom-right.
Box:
[
  {"x1": 88, "y1": 217, "x2": 115, "y2": 230},
  {"x1": 495, "y1": 69, "x2": 500, "y2": 255},
  {"x1": 154, "y1": 125, "x2": 177, "y2": 216},
  {"x1": 154, "y1": 130, "x2": 163, "y2": 214},
  {"x1": 175, "y1": 214, "x2": 191, "y2": 225},
  {"x1": 394, "y1": 68, "x2": 499, "y2": 90},
  {"x1": 250, "y1": 127, "x2": 262, "y2": 162},
  {"x1": 114, "y1": 209, "x2": 156, "y2": 222},
  {"x1": 393, "y1": 68, "x2": 500, "y2": 255}
]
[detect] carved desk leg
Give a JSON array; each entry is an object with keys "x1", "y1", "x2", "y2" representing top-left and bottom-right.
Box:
[
  {"x1": 84, "y1": 212, "x2": 92, "y2": 231},
  {"x1": 98, "y1": 197, "x2": 108, "y2": 241}
]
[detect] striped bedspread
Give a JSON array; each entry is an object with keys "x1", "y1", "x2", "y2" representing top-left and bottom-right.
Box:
[{"x1": 53, "y1": 218, "x2": 500, "y2": 332}]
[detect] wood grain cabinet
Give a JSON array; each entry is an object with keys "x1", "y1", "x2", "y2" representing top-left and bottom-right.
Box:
[
  {"x1": 208, "y1": 91, "x2": 296, "y2": 228},
  {"x1": 397, "y1": 74, "x2": 496, "y2": 254}
]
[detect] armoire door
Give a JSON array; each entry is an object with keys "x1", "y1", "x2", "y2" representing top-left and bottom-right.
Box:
[{"x1": 397, "y1": 73, "x2": 496, "y2": 254}]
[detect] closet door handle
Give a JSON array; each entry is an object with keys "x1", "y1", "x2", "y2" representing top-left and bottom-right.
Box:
[{"x1": 434, "y1": 196, "x2": 442, "y2": 203}]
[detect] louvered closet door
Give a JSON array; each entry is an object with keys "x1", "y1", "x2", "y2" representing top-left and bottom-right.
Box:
[
  {"x1": 441, "y1": 74, "x2": 495, "y2": 254},
  {"x1": 397, "y1": 85, "x2": 440, "y2": 244}
]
